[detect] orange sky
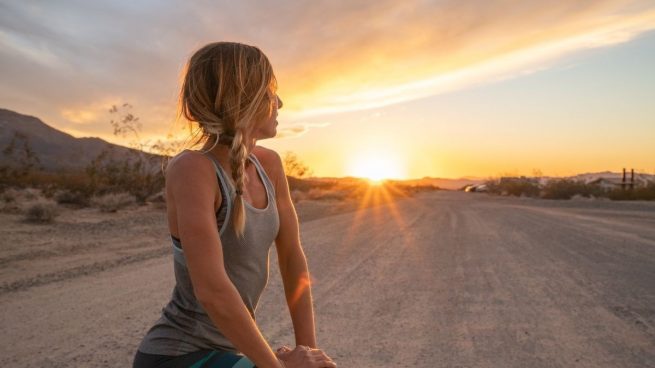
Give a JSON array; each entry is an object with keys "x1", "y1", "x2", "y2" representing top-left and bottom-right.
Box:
[{"x1": 1, "y1": 1, "x2": 654, "y2": 179}]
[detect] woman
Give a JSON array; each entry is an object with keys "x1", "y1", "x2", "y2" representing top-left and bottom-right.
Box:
[{"x1": 132, "y1": 42, "x2": 336, "y2": 368}]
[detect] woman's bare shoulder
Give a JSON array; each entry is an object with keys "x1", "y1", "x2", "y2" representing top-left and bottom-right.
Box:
[
  {"x1": 166, "y1": 150, "x2": 216, "y2": 190},
  {"x1": 252, "y1": 146, "x2": 282, "y2": 168},
  {"x1": 252, "y1": 146, "x2": 283, "y2": 178},
  {"x1": 168, "y1": 149, "x2": 210, "y2": 169}
]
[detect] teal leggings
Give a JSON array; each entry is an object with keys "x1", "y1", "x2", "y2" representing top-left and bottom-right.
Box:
[{"x1": 132, "y1": 349, "x2": 256, "y2": 368}]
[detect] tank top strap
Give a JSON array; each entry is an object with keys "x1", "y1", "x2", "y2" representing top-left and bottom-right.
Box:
[
  {"x1": 200, "y1": 150, "x2": 275, "y2": 203},
  {"x1": 201, "y1": 151, "x2": 233, "y2": 234},
  {"x1": 202, "y1": 151, "x2": 235, "y2": 194},
  {"x1": 247, "y1": 153, "x2": 276, "y2": 200}
]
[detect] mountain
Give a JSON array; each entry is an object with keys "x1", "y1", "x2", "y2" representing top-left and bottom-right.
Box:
[{"x1": 0, "y1": 108, "x2": 162, "y2": 172}]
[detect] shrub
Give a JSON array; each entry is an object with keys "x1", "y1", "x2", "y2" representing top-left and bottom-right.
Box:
[
  {"x1": 86, "y1": 148, "x2": 165, "y2": 204},
  {"x1": 21, "y1": 188, "x2": 41, "y2": 201},
  {"x1": 1, "y1": 188, "x2": 21, "y2": 203},
  {"x1": 287, "y1": 176, "x2": 335, "y2": 192},
  {"x1": 147, "y1": 190, "x2": 167, "y2": 210},
  {"x1": 1, "y1": 188, "x2": 48, "y2": 213},
  {"x1": 91, "y1": 192, "x2": 136, "y2": 212},
  {"x1": 54, "y1": 189, "x2": 91, "y2": 207},
  {"x1": 24, "y1": 200, "x2": 60, "y2": 223},
  {"x1": 283, "y1": 151, "x2": 313, "y2": 178},
  {"x1": 0, "y1": 132, "x2": 42, "y2": 190},
  {"x1": 485, "y1": 177, "x2": 540, "y2": 197},
  {"x1": 607, "y1": 180, "x2": 655, "y2": 200},
  {"x1": 541, "y1": 179, "x2": 604, "y2": 199},
  {"x1": 306, "y1": 188, "x2": 349, "y2": 201},
  {"x1": 0, "y1": 191, "x2": 22, "y2": 213},
  {"x1": 146, "y1": 190, "x2": 165, "y2": 204}
]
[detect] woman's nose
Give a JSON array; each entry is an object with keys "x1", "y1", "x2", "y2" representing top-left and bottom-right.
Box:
[{"x1": 277, "y1": 95, "x2": 283, "y2": 109}]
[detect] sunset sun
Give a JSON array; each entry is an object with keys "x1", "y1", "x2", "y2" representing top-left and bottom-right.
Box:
[{"x1": 348, "y1": 152, "x2": 405, "y2": 184}]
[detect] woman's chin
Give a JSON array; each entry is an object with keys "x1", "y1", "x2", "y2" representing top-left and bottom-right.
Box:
[{"x1": 256, "y1": 130, "x2": 277, "y2": 140}]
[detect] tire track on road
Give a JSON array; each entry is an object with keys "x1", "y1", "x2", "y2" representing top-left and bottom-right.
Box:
[{"x1": 0, "y1": 246, "x2": 170, "y2": 295}]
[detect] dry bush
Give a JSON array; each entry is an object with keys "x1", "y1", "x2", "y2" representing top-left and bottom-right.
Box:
[
  {"x1": 24, "y1": 200, "x2": 60, "y2": 223},
  {"x1": 146, "y1": 190, "x2": 165, "y2": 203},
  {"x1": 54, "y1": 189, "x2": 92, "y2": 207},
  {"x1": 39, "y1": 171, "x2": 96, "y2": 203},
  {"x1": 21, "y1": 188, "x2": 41, "y2": 201},
  {"x1": 84, "y1": 103, "x2": 166, "y2": 204},
  {"x1": 0, "y1": 188, "x2": 22, "y2": 213},
  {"x1": 91, "y1": 192, "x2": 136, "y2": 212},
  {"x1": 1, "y1": 188, "x2": 45, "y2": 214},
  {"x1": 1, "y1": 188, "x2": 21, "y2": 203},
  {"x1": 0, "y1": 132, "x2": 42, "y2": 190},
  {"x1": 283, "y1": 151, "x2": 313, "y2": 178},
  {"x1": 287, "y1": 176, "x2": 335, "y2": 192},
  {"x1": 485, "y1": 177, "x2": 541, "y2": 197},
  {"x1": 608, "y1": 180, "x2": 655, "y2": 200},
  {"x1": 306, "y1": 188, "x2": 349, "y2": 200},
  {"x1": 86, "y1": 148, "x2": 164, "y2": 204},
  {"x1": 147, "y1": 190, "x2": 167, "y2": 210},
  {"x1": 541, "y1": 179, "x2": 604, "y2": 199}
]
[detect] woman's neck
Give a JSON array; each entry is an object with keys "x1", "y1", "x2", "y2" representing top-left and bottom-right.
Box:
[{"x1": 203, "y1": 135, "x2": 257, "y2": 160}]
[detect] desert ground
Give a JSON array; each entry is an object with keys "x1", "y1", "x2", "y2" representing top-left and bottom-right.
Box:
[{"x1": 1, "y1": 190, "x2": 654, "y2": 367}]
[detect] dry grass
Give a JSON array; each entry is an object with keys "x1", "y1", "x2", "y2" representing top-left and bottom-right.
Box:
[
  {"x1": 484, "y1": 177, "x2": 655, "y2": 201},
  {"x1": 91, "y1": 192, "x2": 137, "y2": 212},
  {"x1": 24, "y1": 199, "x2": 60, "y2": 223},
  {"x1": 1, "y1": 188, "x2": 45, "y2": 214}
]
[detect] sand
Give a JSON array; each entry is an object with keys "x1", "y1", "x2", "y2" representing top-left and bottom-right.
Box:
[{"x1": 1, "y1": 191, "x2": 654, "y2": 367}]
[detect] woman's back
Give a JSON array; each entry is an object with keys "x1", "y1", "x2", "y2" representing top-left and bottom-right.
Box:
[
  {"x1": 166, "y1": 149, "x2": 272, "y2": 239},
  {"x1": 136, "y1": 150, "x2": 279, "y2": 356}
]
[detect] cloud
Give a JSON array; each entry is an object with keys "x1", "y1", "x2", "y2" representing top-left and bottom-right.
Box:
[
  {"x1": 60, "y1": 97, "x2": 123, "y2": 125},
  {"x1": 1, "y1": 0, "x2": 654, "y2": 142},
  {"x1": 275, "y1": 122, "x2": 330, "y2": 139},
  {"x1": 269, "y1": 1, "x2": 655, "y2": 115}
]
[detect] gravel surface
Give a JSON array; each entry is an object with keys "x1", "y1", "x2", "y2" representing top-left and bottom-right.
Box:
[{"x1": 1, "y1": 191, "x2": 654, "y2": 367}]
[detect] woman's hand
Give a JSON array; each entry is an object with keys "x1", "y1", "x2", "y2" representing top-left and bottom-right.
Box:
[{"x1": 275, "y1": 345, "x2": 336, "y2": 368}]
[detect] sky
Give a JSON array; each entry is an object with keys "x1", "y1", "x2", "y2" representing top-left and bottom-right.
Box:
[{"x1": 1, "y1": 0, "x2": 654, "y2": 179}]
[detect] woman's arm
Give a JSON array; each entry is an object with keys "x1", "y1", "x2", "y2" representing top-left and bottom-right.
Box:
[
  {"x1": 265, "y1": 150, "x2": 317, "y2": 348},
  {"x1": 167, "y1": 152, "x2": 283, "y2": 368}
]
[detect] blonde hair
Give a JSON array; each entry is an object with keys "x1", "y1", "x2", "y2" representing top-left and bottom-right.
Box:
[{"x1": 178, "y1": 42, "x2": 277, "y2": 238}]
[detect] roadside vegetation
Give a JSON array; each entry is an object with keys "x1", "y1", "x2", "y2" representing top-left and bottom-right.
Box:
[
  {"x1": 475, "y1": 175, "x2": 655, "y2": 200},
  {"x1": 0, "y1": 104, "x2": 439, "y2": 221},
  {"x1": 0, "y1": 104, "x2": 166, "y2": 217}
]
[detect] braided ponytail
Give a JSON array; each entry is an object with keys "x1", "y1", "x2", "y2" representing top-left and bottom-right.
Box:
[{"x1": 228, "y1": 128, "x2": 248, "y2": 238}]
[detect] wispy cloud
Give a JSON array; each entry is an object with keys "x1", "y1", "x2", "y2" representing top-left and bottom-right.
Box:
[
  {"x1": 1, "y1": 0, "x2": 654, "y2": 141},
  {"x1": 275, "y1": 122, "x2": 330, "y2": 139},
  {"x1": 274, "y1": 1, "x2": 655, "y2": 115}
]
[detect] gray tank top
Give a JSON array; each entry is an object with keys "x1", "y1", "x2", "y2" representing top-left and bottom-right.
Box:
[{"x1": 137, "y1": 151, "x2": 280, "y2": 356}]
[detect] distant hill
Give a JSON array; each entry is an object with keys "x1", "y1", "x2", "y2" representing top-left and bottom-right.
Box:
[
  {"x1": 0, "y1": 108, "x2": 162, "y2": 172},
  {"x1": 2, "y1": 108, "x2": 650, "y2": 186},
  {"x1": 308, "y1": 176, "x2": 487, "y2": 190},
  {"x1": 308, "y1": 172, "x2": 654, "y2": 191}
]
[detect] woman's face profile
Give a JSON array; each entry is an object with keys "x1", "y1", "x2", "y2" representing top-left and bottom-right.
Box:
[{"x1": 252, "y1": 93, "x2": 283, "y2": 140}]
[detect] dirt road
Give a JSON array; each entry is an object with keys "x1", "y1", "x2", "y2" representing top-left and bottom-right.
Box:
[{"x1": 1, "y1": 191, "x2": 654, "y2": 367}]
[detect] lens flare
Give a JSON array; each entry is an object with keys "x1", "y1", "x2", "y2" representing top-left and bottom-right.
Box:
[{"x1": 348, "y1": 152, "x2": 405, "y2": 182}]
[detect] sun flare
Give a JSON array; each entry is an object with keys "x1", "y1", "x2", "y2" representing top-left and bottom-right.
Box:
[{"x1": 348, "y1": 152, "x2": 405, "y2": 182}]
